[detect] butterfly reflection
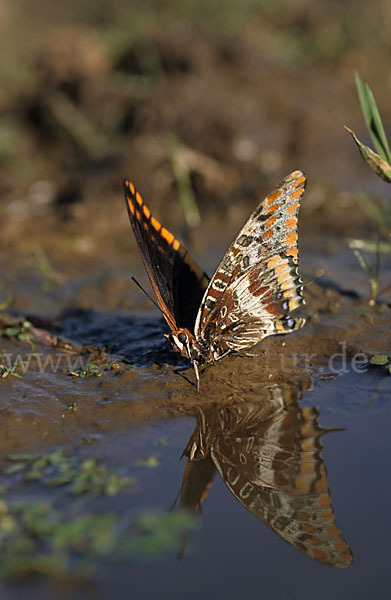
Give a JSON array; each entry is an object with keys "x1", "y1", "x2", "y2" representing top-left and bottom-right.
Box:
[{"x1": 179, "y1": 384, "x2": 353, "y2": 569}]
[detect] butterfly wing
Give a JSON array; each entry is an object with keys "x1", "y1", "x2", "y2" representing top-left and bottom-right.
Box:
[
  {"x1": 209, "y1": 400, "x2": 353, "y2": 569},
  {"x1": 124, "y1": 180, "x2": 209, "y2": 332},
  {"x1": 194, "y1": 171, "x2": 306, "y2": 355},
  {"x1": 198, "y1": 254, "x2": 305, "y2": 354}
]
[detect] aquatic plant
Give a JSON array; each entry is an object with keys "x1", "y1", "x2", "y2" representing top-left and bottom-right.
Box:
[
  {"x1": 69, "y1": 362, "x2": 104, "y2": 378},
  {"x1": 0, "y1": 318, "x2": 35, "y2": 344},
  {"x1": 0, "y1": 365, "x2": 21, "y2": 379},
  {"x1": 369, "y1": 354, "x2": 391, "y2": 375},
  {"x1": 4, "y1": 450, "x2": 133, "y2": 497},
  {"x1": 0, "y1": 447, "x2": 199, "y2": 582}
]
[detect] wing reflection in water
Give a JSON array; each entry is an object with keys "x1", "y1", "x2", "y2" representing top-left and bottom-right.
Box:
[{"x1": 179, "y1": 383, "x2": 353, "y2": 569}]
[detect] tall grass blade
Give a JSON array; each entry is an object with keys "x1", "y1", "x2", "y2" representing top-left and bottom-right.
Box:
[
  {"x1": 354, "y1": 72, "x2": 391, "y2": 163},
  {"x1": 352, "y1": 192, "x2": 388, "y2": 229},
  {"x1": 168, "y1": 135, "x2": 201, "y2": 228},
  {"x1": 364, "y1": 83, "x2": 391, "y2": 163}
]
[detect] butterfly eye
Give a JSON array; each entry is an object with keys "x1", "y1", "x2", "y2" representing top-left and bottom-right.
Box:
[{"x1": 178, "y1": 332, "x2": 188, "y2": 344}]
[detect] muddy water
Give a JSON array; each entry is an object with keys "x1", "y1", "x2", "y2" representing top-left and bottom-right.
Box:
[
  {"x1": 1, "y1": 237, "x2": 391, "y2": 599},
  {"x1": 1, "y1": 356, "x2": 391, "y2": 599}
]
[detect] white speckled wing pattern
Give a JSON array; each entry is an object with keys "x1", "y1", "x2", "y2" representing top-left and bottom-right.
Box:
[{"x1": 194, "y1": 170, "x2": 306, "y2": 359}]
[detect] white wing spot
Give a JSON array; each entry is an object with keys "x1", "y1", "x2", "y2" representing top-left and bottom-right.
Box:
[
  {"x1": 239, "y1": 482, "x2": 254, "y2": 499},
  {"x1": 212, "y1": 279, "x2": 226, "y2": 291}
]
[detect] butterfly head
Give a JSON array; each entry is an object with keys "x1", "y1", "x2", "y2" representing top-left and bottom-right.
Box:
[
  {"x1": 164, "y1": 329, "x2": 203, "y2": 390},
  {"x1": 164, "y1": 329, "x2": 194, "y2": 359}
]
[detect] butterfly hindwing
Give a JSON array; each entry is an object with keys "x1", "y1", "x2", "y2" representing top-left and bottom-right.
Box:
[
  {"x1": 199, "y1": 252, "x2": 305, "y2": 354},
  {"x1": 124, "y1": 180, "x2": 209, "y2": 332},
  {"x1": 195, "y1": 171, "x2": 306, "y2": 353}
]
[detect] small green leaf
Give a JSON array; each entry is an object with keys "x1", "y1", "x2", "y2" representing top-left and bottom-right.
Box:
[
  {"x1": 369, "y1": 354, "x2": 389, "y2": 366},
  {"x1": 7, "y1": 454, "x2": 35, "y2": 461},
  {"x1": 18, "y1": 332, "x2": 35, "y2": 342},
  {"x1": 344, "y1": 127, "x2": 391, "y2": 182},
  {"x1": 80, "y1": 459, "x2": 96, "y2": 470},
  {"x1": 4, "y1": 327, "x2": 20, "y2": 337},
  {"x1": 49, "y1": 473, "x2": 74, "y2": 487},
  {"x1": 4, "y1": 463, "x2": 28, "y2": 474},
  {"x1": 25, "y1": 470, "x2": 44, "y2": 481},
  {"x1": 32, "y1": 457, "x2": 49, "y2": 470},
  {"x1": 0, "y1": 367, "x2": 10, "y2": 378},
  {"x1": 47, "y1": 450, "x2": 65, "y2": 465}
]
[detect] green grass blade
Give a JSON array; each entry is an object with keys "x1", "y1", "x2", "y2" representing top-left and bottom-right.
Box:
[
  {"x1": 350, "y1": 246, "x2": 372, "y2": 275},
  {"x1": 364, "y1": 83, "x2": 391, "y2": 163},
  {"x1": 355, "y1": 72, "x2": 372, "y2": 128},
  {"x1": 352, "y1": 192, "x2": 388, "y2": 228},
  {"x1": 354, "y1": 72, "x2": 391, "y2": 163},
  {"x1": 168, "y1": 135, "x2": 201, "y2": 228}
]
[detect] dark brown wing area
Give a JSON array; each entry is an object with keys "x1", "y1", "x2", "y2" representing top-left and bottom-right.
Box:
[{"x1": 124, "y1": 179, "x2": 209, "y2": 332}]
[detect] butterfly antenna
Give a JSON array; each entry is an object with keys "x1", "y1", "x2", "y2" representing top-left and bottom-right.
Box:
[{"x1": 131, "y1": 276, "x2": 162, "y2": 312}]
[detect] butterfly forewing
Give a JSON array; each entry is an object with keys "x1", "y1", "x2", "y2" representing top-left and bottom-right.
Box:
[
  {"x1": 195, "y1": 171, "x2": 306, "y2": 354},
  {"x1": 124, "y1": 180, "x2": 209, "y2": 332}
]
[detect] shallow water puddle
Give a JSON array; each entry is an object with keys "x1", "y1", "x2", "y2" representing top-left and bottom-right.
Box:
[{"x1": 1, "y1": 352, "x2": 390, "y2": 599}]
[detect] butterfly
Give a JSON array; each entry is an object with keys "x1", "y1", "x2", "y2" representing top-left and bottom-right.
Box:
[
  {"x1": 179, "y1": 389, "x2": 353, "y2": 568},
  {"x1": 124, "y1": 170, "x2": 306, "y2": 388}
]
